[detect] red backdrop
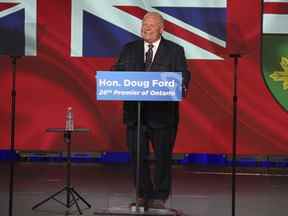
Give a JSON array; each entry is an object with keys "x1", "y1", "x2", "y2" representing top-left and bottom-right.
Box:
[{"x1": 0, "y1": 0, "x2": 287, "y2": 154}]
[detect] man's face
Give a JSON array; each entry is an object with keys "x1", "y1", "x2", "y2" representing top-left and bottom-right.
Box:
[{"x1": 141, "y1": 14, "x2": 164, "y2": 43}]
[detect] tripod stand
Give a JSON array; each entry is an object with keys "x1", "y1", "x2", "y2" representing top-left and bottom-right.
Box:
[{"x1": 32, "y1": 128, "x2": 91, "y2": 215}]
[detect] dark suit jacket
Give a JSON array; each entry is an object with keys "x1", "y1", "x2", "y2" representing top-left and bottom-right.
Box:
[{"x1": 115, "y1": 38, "x2": 190, "y2": 128}]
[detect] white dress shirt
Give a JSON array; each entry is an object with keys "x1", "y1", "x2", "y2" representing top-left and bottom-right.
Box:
[{"x1": 144, "y1": 37, "x2": 161, "y2": 63}]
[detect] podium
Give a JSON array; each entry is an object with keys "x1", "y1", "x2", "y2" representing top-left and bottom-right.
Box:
[
  {"x1": 32, "y1": 128, "x2": 91, "y2": 215},
  {"x1": 94, "y1": 71, "x2": 183, "y2": 216}
]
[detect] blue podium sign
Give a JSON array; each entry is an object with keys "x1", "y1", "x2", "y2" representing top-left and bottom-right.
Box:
[{"x1": 96, "y1": 71, "x2": 182, "y2": 101}]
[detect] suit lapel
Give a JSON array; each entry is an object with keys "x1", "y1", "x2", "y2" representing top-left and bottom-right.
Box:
[
  {"x1": 152, "y1": 38, "x2": 166, "y2": 69},
  {"x1": 135, "y1": 40, "x2": 145, "y2": 69}
]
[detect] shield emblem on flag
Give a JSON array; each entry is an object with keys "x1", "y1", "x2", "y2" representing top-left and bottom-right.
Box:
[{"x1": 262, "y1": 0, "x2": 288, "y2": 111}]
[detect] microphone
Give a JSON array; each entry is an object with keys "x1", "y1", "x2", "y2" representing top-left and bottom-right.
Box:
[{"x1": 112, "y1": 60, "x2": 145, "y2": 71}]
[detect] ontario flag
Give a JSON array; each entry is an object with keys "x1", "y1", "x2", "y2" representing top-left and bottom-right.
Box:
[
  {"x1": 0, "y1": 0, "x2": 288, "y2": 155},
  {"x1": 262, "y1": 0, "x2": 288, "y2": 111}
]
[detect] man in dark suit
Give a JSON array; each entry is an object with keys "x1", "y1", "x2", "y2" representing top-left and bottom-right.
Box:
[{"x1": 115, "y1": 11, "x2": 190, "y2": 209}]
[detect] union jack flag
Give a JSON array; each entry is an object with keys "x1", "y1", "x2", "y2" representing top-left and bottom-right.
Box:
[
  {"x1": 0, "y1": 0, "x2": 36, "y2": 56},
  {"x1": 71, "y1": 0, "x2": 227, "y2": 59}
]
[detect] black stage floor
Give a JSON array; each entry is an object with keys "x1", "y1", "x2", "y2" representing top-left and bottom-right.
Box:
[{"x1": 0, "y1": 162, "x2": 288, "y2": 216}]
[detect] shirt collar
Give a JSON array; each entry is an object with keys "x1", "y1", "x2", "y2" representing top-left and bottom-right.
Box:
[{"x1": 144, "y1": 37, "x2": 161, "y2": 50}]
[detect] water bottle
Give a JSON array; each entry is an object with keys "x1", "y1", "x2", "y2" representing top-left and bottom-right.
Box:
[{"x1": 65, "y1": 107, "x2": 74, "y2": 131}]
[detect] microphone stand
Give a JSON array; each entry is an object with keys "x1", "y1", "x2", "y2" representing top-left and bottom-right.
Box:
[
  {"x1": 135, "y1": 101, "x2": 142, "y2": 212},
  {"x1": 112, "y1": 62, "x2": 145, "y2": 212},
  {"x1": 8, "y1": 56, "x2": 21, "y2": 216},
  {"x1": 229, "y1": 53, "x2": 241, "y2": 216}
]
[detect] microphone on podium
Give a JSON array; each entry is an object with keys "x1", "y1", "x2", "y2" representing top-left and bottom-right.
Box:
[{"x1": 111, "y1": 60, "x2": 145, "y2": 71}]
